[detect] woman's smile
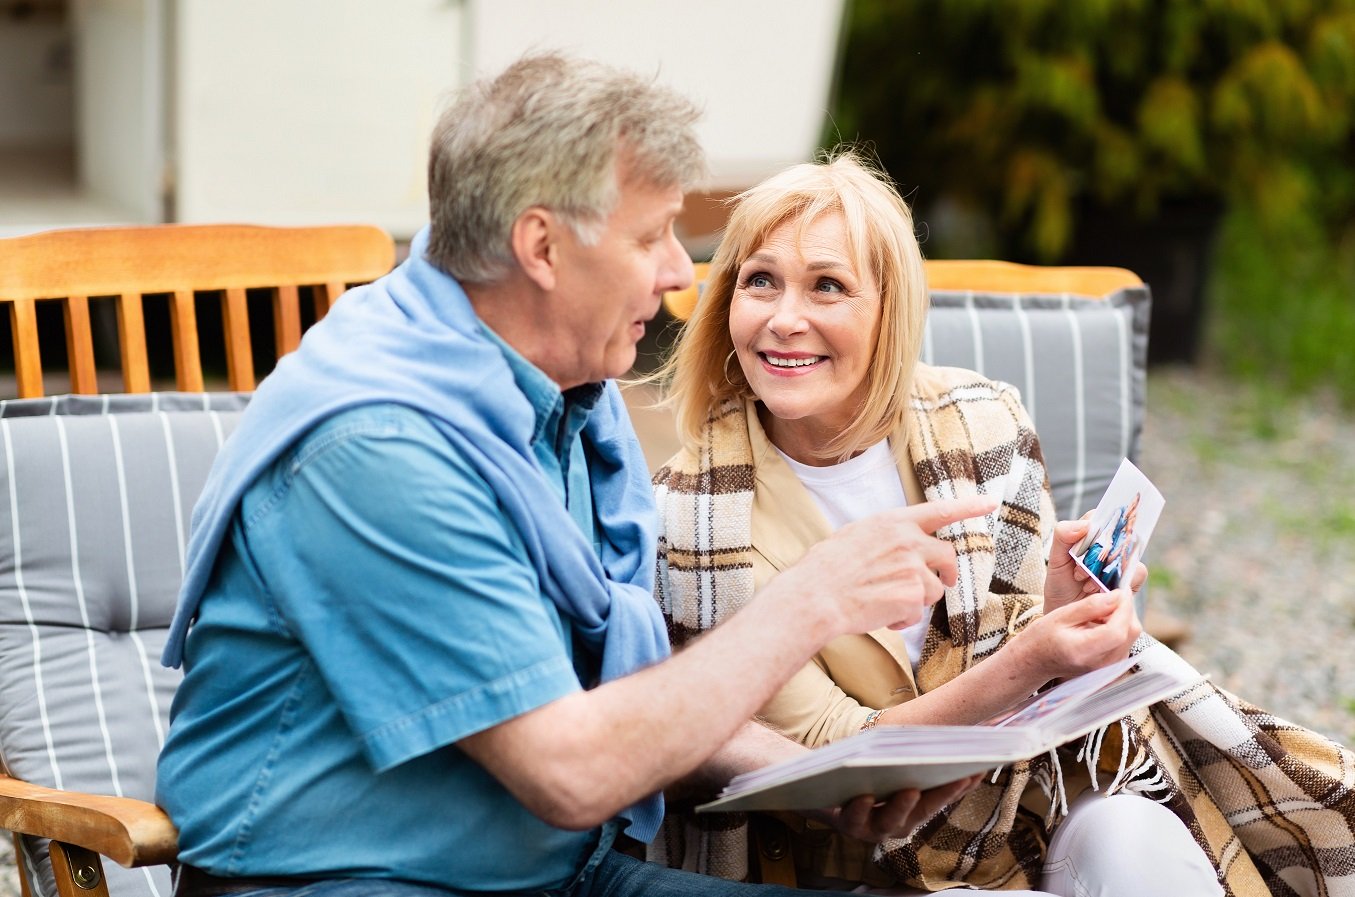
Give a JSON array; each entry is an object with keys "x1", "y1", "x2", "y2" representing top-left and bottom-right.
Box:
[
  {"x1": 728, "y1": 210, "x2": 882, "y2": 458},
  {"x1": 759, "y1": 350, "x2": 828, "y2": 373}
]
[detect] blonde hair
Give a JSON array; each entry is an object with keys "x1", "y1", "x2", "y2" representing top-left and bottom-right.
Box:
[
  {"x1": 660, "y1": 149, "x2": 928, "y2": 462},
  {"x1": 427, "y1": 52, "x2": 706, "y2": 284}
]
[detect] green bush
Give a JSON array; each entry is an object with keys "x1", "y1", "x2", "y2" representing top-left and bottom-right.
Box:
[
  {"x1": 1207, "y1": 207, "x2": 1355, "y2": 405},
  {"x1": 835, "y1": 0, "x2": 1355, "y2": 260}
]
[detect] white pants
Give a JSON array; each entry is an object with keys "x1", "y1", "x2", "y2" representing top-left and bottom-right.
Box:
[{"x1": 854, "y1": 790, "x2": 1223, "y2": 897}]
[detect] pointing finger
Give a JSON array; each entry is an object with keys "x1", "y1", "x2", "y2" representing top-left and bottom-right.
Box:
[{"x1": 900, "y1": 496, "x2": 1000, "y2": 535}]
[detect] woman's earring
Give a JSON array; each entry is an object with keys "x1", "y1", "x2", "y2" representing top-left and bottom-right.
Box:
[{"x1": 723, "y1": 349, "x2": 740, "y2": 387}]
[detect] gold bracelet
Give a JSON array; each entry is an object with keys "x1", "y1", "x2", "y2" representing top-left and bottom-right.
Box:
[{"x1": 861, "y1": 708, "x2": 885, "y2": 731}]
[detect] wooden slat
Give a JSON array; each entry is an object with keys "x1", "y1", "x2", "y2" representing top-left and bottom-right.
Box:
[
  {"x1": 1, "y1": 224, "x2": 396, "y2": 399},
  {"x1": 49, "y1": 841, "x2": 110, "y2": 897},
  {"x1": 221, "y1": 287, "x2": 255, "y2": 391},
  {"x1": 317, "y1": 281, "x2": 347, "y2": 320},
  {"x1": 924, "y1": 259, "x2": 1143, "y2": 297},
  {"x1": 11, "y1": 833, "x2": 32, "y2": 897},
  {"x1": 115, "y1": 294, "x2": 151, "y2": 393},
  {"x1": 9, "y1": 298, "x2": 44, "y2": 399},
  {"x1": 273, "y1": 284, "x2": 302, "y2": 358},
  {"x1": 169, "y1": 290, "x2": 204, "y2": 392},
  {"x1": 62, "y1": 295, "x2": 99, "y2": 395},
  {"x1": 0, "y1": 224, "x2": 395, "y2": 300}
]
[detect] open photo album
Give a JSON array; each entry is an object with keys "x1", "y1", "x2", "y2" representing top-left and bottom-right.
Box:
[
  {"x1": 698, "y1": 653, "x2": 1202, "y2": 813},
  {"x1": 700, "y1": 457, "x2": 1185, "y2": 814}
]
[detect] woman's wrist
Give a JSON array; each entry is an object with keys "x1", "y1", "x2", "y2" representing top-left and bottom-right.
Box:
[{"x1": 1005, "y1": 624, "x2": 1059, "y2": 693}]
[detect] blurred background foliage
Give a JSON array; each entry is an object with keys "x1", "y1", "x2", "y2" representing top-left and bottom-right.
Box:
[{"x1": 833, "y1": 0, "x2": 1355, "y2": 396}]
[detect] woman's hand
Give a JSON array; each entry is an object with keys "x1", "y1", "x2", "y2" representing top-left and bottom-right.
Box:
[
  {"x1": 1017, "y1": 587, "x2": 1142, "y2": 684},
  {"x1": 1044, "y1": 517, "x2": 1147, "y2": 615}
]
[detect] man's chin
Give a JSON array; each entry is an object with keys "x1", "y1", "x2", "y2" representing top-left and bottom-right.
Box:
[{"x1": 602, "y1": 345, "x2": 640, "y2": 381}]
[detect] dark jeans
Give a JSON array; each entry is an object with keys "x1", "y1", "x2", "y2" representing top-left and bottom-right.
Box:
[{"x1": 181, "y1": 846, "x2": 813, "y2": 897}]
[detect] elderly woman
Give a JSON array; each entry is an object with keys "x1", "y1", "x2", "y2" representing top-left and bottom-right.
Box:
[{"x1": 649, "y1": 151, "x2": 1355, "y2": 896}]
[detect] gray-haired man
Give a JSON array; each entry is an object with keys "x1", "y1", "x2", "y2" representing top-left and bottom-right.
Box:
[{"x1": 157, "y1": 53, "x2": 986, "y2": 897}]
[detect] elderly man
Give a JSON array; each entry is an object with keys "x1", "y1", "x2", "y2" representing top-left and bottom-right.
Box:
[{"x1": 156, "y1": 53, "x2": 989, "y2": 897}]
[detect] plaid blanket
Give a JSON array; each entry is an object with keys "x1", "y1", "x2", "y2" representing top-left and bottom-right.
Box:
[{"x1": 649, "y1": 365, "x2": 1355, "y2": 895}]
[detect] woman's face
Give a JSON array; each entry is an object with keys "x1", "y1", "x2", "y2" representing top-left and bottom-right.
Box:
[{"x1": 728, "y1": 211, "x2": 883, "y2": 458}]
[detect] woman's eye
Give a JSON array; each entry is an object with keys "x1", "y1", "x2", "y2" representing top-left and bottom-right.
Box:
[
  {"x1": 745, "y1": 272, "x2": 773, "y2": 289},
  {"x1": 816, "y1": 278, "x2": 845, "y2": 294}
]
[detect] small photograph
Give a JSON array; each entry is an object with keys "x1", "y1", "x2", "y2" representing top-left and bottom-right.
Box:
[{"x1": 1070, "y1": 459, "x2": 1166, "y2": 593}]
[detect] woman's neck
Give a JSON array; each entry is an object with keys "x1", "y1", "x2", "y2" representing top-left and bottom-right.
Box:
[{"x1": 758, "y1": 402, "x2": 861, "y2": 467}]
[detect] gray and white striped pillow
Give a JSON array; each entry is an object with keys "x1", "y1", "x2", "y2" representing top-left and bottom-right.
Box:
[
  {"x1": 923, "y1": 287, "x2": 1150, "y2": 523},
  {"x1": 0, "y1": 392, "x2": 247, "y2": 897}
]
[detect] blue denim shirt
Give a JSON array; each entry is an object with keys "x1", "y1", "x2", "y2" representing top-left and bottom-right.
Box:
[{"x1": 157, "y1": 331, "x2": 607, "y2": 891}]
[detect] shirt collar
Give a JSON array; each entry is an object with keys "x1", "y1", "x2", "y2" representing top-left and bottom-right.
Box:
[{"x1": 478, "y1": 323, "x2": 604, "y2": 446}]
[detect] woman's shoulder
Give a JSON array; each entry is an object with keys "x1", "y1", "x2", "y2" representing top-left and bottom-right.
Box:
[
  {"x1": 651, "y1": 398, "x2": 753, "y2": 489},
  {"x1": 910, "y1": 362, "x2": 1022, "y2": 404},
  {"x1": 907, "y1": 363, "x2": 1037, "y2": 444}
]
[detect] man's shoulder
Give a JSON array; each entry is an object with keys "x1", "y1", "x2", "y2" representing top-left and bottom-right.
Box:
[
  {"x1": 251, "y1": 403, "x2": 478, "y2": 503},
  {"x1": 240, "y1": 401, "x2": 512, "y2": 537},
  {"x1": 300, "y1": 402, "x2": 442, "y2": 446}
]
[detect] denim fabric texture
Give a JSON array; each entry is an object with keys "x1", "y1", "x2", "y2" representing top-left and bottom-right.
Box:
[{"x1": 159, "y1": 331, "x2": 616, "y2": 892}]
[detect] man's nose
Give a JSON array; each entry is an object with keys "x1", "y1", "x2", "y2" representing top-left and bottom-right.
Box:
[{"x1": 658, "y1": 233, "x2": 694, "y2": 295}]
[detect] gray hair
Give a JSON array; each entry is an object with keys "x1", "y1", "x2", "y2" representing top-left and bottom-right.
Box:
[{"x1": 426, "y1": 52, "x2": 707, "y2": 284}]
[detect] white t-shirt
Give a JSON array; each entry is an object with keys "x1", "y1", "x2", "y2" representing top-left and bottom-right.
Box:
[{"x1": 774, "y1": 439, "x2": 929, "y2": 675}]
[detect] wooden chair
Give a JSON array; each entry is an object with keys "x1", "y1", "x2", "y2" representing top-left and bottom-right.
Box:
[
  {"x1": 0, "y1": 223, "x2": 395, "y2": 897},
  {"x1": 0, "y1": 224, "x2": 397, "y2": 399}
]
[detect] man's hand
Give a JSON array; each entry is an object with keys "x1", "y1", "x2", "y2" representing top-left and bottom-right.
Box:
[
  {"x1": 771, "y1": 495, "x2": 1000, "y2": 638},
  {"x1": 804, "y1": 775, "x2": 983, "y2": 843}
]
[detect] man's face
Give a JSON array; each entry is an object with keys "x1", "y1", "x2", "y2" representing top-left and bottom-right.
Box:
[{"x1": 549, "y1": 172, "x2": 692, "y2": 387}]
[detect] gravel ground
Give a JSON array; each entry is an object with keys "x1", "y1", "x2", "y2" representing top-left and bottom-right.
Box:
[
  {"x1": 0, "y1": 839, "x2": 17, "y2": 897},
  {"x1": 1141, "y1": 367, "x2": 1355, "y2": 745},
  {"x1": 1, "y1": 368, "x2": 1351, "y2": 894}
]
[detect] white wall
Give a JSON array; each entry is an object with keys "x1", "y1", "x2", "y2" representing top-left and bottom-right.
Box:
[
  {"x1": 0, "y1": 17, "x2": 73, "y2": 147},
  {"x1": 73, "y1": 0, "x2": 161, "y2": 220},
  {"x1": 170, "y1": 0, "x2": 844, "y2": 235},
  {"x1": 467, "y1": 0, "x2": 846, "y2": 189},
  {"x1": 173, "y1": 0, "x2": 462, "y2": 236}
]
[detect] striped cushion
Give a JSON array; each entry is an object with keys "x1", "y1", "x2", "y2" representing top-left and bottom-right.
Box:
[
  {"x1": 0, "y1": 393, "x2": 247, "y2": 897},
  {"x1": 923, "y1": 287, "x2": 1150, "y2": 523}
]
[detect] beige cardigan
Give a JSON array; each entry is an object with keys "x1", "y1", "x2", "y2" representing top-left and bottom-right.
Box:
[{"x1": 745, "y1": 390, "x2": 929, "y2": 746}]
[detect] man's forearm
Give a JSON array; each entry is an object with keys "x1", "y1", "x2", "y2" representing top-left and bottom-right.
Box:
[
  {"x1": 665, "y1": 719, "x2": 808, "y2": 804},
  {"x1": 457, "y1": 583, "x2": 833, "y2": 829},
  {"x1": 458, "y1": 495, "x2": 997, "y2": 831}
]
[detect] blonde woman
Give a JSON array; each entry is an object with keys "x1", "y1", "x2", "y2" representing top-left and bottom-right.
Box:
[{"x1": 649, "y1": 150, "x2": 1355, "y2": 896}]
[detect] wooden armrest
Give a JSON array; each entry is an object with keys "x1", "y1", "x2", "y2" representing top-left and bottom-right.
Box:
[{"x1": 0, "y1": 774, "x2": 178, "y2": 868}]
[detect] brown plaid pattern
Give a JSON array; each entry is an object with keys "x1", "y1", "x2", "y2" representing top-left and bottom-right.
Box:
[{"x1": 650, "y1": 366, "x2": 1355, "y2": 895}]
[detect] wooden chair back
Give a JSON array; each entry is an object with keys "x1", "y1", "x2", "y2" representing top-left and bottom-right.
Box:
[
  {"x1": 661, "y1": 259, "x2": 1144, "y2": 320},
  {"x1": 0, "y1": 224, "x2": 397, "y2": 398}
]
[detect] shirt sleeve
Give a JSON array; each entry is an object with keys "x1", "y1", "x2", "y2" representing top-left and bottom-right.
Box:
[{"x1": 238, "y1": 405, "x2": 583, "y2": 772}]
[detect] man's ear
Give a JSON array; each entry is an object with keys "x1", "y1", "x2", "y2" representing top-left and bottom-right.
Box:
[{"x1": 511, "y1": 207, "x2": 559, "y2": 292}]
